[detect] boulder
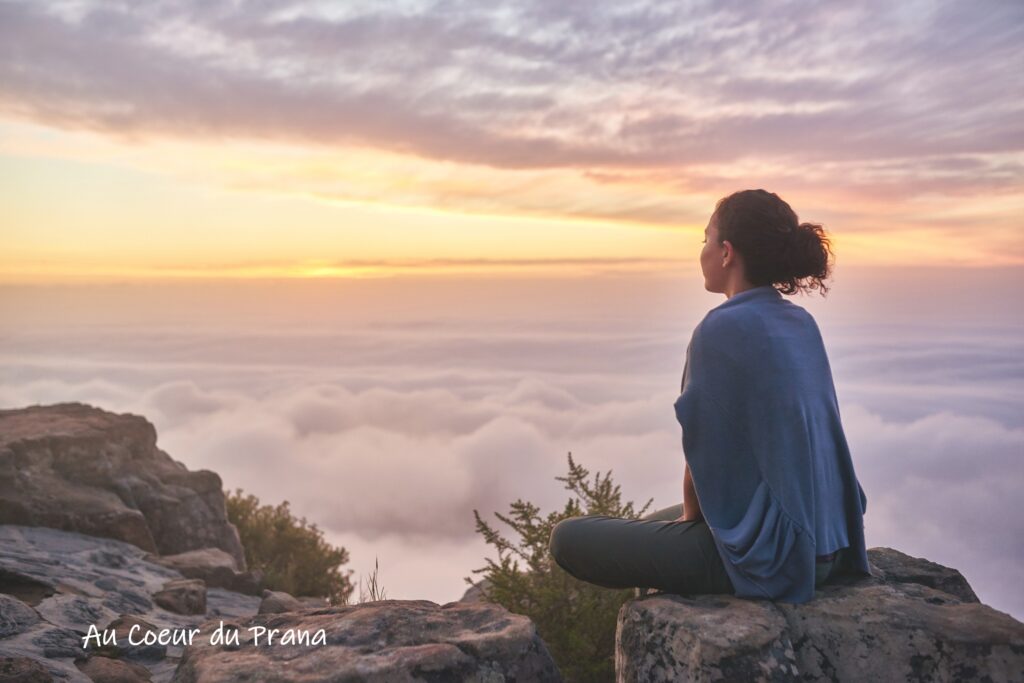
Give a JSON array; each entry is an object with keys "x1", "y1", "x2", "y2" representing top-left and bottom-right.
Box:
[
  {"x1": 2, "y1": 525, "x2": 554, "y2": 683},
  {"x1": 0, "y1": 593, "x2": 41, "y2": 638},
  {"x1": 74, "y1": 655, "x2": 152, "y2": 682},
  {"x1": 295, "y1": 596, "x2": 330, "y2": 610},
  {"x1": 253, "y1": 590, "x2": 328, "y2": 614},
  {"x1": 96, "y1": 615, "x2": 168, "y2": 661},
  {"x1": 171, "y1": 599, "x2": 562, "y2": 682},
  {"x1": 153, "y1": 580, "x2": 206, "y2": 616},
  {"x1": 0, "y1": 655, "x2": 54, "y2": 683},
  {"x1": 0, "y1": 567, "x2": 57, "y2": 607},
  {"x1": 257, "y1": 590, "x2": 303, "y2": 615},
  {"x1": 616, "y1": 547, "x2": 1024, "y2": 682},
  {"x1": 458, "y1": 578, "x2": 492, "y2": 604},
  {"x1": 0, "y1": 403, "x2": 245, "y2": 570},
  {"x1": 0, "y1": 524, "x2": 261, "y2": 683},
  {"x1": 143, "y1": 549, "x2": 262, "y2": 596}
]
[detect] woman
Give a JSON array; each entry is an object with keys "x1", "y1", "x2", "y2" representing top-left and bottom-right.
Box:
[{"x1": 548, "y1": 189, "x2": 872, "y2": 604}]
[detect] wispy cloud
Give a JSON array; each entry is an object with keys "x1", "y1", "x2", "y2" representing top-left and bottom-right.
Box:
[
  {"x1": 3, "y1": 1, "x2": 1021, "y2": 169},
  {"x1": 1, "y1": 0, "x2": 1021, "y2": 242}
]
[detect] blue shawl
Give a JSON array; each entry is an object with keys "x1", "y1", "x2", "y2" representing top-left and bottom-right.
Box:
[{"x1": 673, "y1": 284, "x2": 871, "y2": 603}]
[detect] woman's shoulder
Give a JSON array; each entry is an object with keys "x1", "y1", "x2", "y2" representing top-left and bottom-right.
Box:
[
  {"x1": 696, "y1": 294, "x2": 821, "y2": 347},
  {"x1": 698, "y1": 295, "x2": 779, "y2": 334}
]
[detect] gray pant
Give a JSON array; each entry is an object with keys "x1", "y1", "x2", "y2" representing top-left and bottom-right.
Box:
[{"x1": 548, "y1": 503, "x2": 839, "y2": 596}]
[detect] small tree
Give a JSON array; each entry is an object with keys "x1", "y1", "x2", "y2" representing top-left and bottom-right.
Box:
[
  {"x1": 467, "y1": 452, "x2": 653, "y2": 683},
  {"x1": 225, "y1": 488, "x2": 355, "y2": 605}
]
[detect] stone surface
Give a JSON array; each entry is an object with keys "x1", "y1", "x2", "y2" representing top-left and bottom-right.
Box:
[
  {"x1": 0, "y1": 525, "x2": 560, "y2": 683},
  {"x1": 0, "y1": 593, "x2": 41, "y2": 638},
  {"x1": 257, "y1": 590, "x2": 303, "y2": 615},
  {"x1": 171, "y1": 599, "x2": 563, "y2": 682},
  {"x1": 458, "y1": 578, "x2": 492, "y2": 604},
  {"x1": 616, "y1": 547, "x2": 1024, "y2": 682},
  {"x1": 866, "y1": 546, "x2": 980, "y2": 603},
  {"x1": 0, "y1": 403, "x2": 245, "y2": 569},
  {"x1": 143, "y1": 548, "x2": 262, "y2": 596},
  {"x1": 95, "y1": 615, "x2": 168, "y2": 661},
  {"x1": 295, "y1": 596, "x2": 331, "y2": 610},
  {"x1": 0, "y1": 655, "x2": 54, "y2": 682},
  {"x1": 0, "y1": 525, "x2": 260, "y2": 683},
  {"x1": 153, "y1": 580, "x2": 207, "y2": 617},
  {"x1": 254, "y1": 590, "x2": 329, "y2": 614},
  {"x1": 1, "y1": 404, "x2": 561, "y2": 683},
  {"x1": 74, "y1": 655, "x2": 153, "y2": 682}
]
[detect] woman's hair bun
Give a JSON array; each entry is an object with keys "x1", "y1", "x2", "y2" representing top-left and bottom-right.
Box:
[{"x1": 713, "y1": 190, "x2": 834, "y2": 296}]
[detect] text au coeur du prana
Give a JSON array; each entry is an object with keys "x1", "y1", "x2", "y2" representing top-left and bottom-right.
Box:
[{"x1": 83, "y1": 620, "x2": 327, "y2": 648}]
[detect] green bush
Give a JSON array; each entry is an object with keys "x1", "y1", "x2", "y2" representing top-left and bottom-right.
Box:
[
  {"x1": 468, "y1": 452, "x2": 653, "y2": 683},
  {"x1": 225, "y1": 488, "x2": 355, "y2": 605}
]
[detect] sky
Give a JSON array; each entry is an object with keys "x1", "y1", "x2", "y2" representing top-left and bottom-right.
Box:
[
  {"x1": 0, "y1": 0, "x2": 1023, "y2": 620},
  {"x1": 1, "y1": 0, "x2": 1023, "y2": 279}
]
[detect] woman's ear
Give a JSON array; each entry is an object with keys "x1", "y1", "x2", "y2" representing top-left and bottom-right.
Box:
[{"x1": 721, "y1": 239, "x2": 736, "y2": 267}]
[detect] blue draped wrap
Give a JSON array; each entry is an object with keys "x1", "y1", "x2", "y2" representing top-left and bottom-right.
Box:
[{"x1": 673, "y1": 285, "x2": 872, "y2": 603}]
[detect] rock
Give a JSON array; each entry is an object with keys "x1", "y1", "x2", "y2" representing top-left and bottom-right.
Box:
[
  {"x1": 295, "y1": 597, "x2": 330, "y2": 610},
  {"x1": 616, "y1": 547, "x2": 1024, "y2": 682},
  {"x1": 144, "y1": 549, "x2": 262, "y2": 596},
  {"x1": 75, "y1": 655, "x2": 153, "y2": 682},
  {"x1": 0, "y1": 525, "x2": 260, "y2": 683},
  {"x1": 0, "y1": 568, "x2": 57, "y2": 607},
  {"x1": 97, "y1": 615, "x2": 167, "y2": 661},
  {"x1": 866, "y1": 546, "x2": 980, "y2": 603},
  {"x1": 171, "y1": 599, "x2": 562, "y2": 682},
  {"x1": 0, "y1": 405, "x2": 562, "y2": 682},
  {"x1": 0, "y1": 594, "x2": 41, "y2": 638},
  {"x1": 255, "y1": 590, "x2": 329, "y2": 614},
  {"x1": 32, "y1": 627, "x2": 87, "y2": 660},
  {"x1": 458, "y1": 578, "x2": 492, "y2": 603},
  {"x1": 0, "y1": 655, "x2": 54, "y2": 682},
  {"x1": 0, "y1": 403, "x2": 245, "y2": 570},
  {"x1": 153, "y1": 580, "x2": 206, "y2": 616},
  {"x1": 257, "y1": 590, "x2": 303, "y2": 615}
]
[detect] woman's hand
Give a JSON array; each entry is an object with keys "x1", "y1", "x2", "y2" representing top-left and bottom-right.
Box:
[
  {"x1": 682, "y1": 462, "x2": 703, "y2": 521},
  {"x1": 674, "y1": 512, "x2": 704, "y2": 523}
]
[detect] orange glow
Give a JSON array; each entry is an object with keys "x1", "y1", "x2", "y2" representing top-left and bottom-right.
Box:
[{"x1": 1, "y1": 118, "x2": 1021, "y2": 283}]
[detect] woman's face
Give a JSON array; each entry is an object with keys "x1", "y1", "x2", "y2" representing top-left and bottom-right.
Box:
[{"x1": 700, "y1": 213, "x2": 726, "y2": 292}]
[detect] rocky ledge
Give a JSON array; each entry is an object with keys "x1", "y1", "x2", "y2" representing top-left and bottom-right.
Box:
[
  {"x1": 171, "y1": 599, "x2": 560, "y2": 682},
  {"x1": 0, "y1": 524, "x2": 264, "y2": 682},
  {"x1": 0, "y1": 403, "x2": 247, "y2": 571},
  {"x1": 617, "y1": 547, "x2": 1024, "y2": 682},
  {"x1": 0, "y1": 404, "x2": 562, "y2": 682},
  {"x1": 0, "y1": 524, "x2": 561, "y2": 682},
  {"x1": 2, "y1": 402, "x2": 1022, "y2": 682}
]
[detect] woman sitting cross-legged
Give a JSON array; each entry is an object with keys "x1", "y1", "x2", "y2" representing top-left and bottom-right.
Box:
[{"x1": 548, "y1": 189, "x2": 872, "y2": 604}]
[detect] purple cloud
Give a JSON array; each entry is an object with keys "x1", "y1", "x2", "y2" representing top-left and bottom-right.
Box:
[{"x1": 0, "y1": 0, "x2": 1020, "y2": 183}]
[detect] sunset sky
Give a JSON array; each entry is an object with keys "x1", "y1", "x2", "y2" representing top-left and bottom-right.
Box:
[
  {"x1": 2, "y1": 0, "x2": 1022, "y2": 280},
  {"x1": 1, "y1": 0, "x2": 1023, "y2": 621}
]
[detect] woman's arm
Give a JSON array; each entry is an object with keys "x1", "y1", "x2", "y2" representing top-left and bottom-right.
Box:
[{"x1": 677, "y1": 462, "x2": 704, "y2": 522}]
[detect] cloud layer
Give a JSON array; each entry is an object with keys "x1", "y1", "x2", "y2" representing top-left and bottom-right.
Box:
[{"x1": 1, "y1": 269, "x2": 1022, "y2": 617}]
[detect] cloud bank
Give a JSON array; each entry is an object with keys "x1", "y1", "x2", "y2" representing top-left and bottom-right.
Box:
[{"x1": 1, "y1": 270, "x2": 1021, "y2": 617}]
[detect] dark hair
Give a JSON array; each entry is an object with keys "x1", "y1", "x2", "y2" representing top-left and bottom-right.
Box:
[{"x1": 713, "y1": 189, "x2": 834, "y2": 296}]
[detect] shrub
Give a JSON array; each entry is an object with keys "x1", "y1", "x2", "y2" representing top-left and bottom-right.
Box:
[
  {"x1": 225, "y1": 488, "x2": 355, "y2": 605},
  {"x1": 467, "y1": 452, "x2": 652, "y2": 683}
]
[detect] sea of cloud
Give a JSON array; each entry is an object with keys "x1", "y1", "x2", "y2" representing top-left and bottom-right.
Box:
[{"x1": 1, "y1": 267, "x2": 1021, "y2": 618}]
